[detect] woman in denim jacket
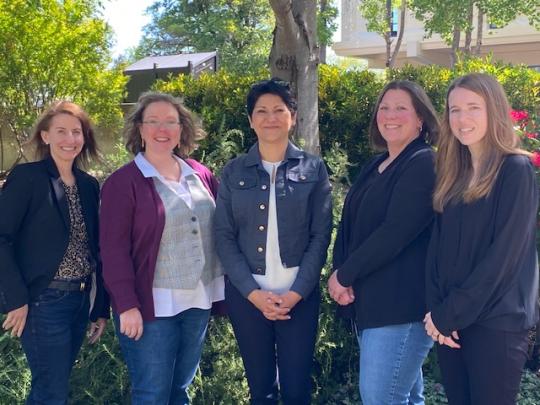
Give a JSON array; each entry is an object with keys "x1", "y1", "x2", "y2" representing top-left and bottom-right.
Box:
[{"x1": 214, "y1": 78, "x2": 332, "y2": 405}]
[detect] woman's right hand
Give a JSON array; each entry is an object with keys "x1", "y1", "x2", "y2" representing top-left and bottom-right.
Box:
[
  {"x1": 2, "y1": 304, "x2": 28, "y2": 337},
  {"x1": 119, "y1": 307, "x2": 143, "y2": 341},
  {"x1": 247, "y1": 290, "x2": 290, "y2": 321}
]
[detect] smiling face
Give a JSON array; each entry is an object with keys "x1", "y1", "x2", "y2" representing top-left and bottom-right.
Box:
[
  {"x1": 249, "y1": 93, "x2": 296, "y2": 146},
  {"x1": 139, "y1": 101, "x2": 182, "y2": 156},
  {"x1": 40, "y1": 113, "x2": 84, "y2": 166},
  {"x1": 448, "y1": 86, "x2": 488, "y2": 156},
  {"x1": 376, "y1": 89, "x2": 422, "y2": 152}
]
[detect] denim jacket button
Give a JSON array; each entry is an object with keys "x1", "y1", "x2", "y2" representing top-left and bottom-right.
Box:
[
  {"x1": 239, "y1": 180, "x2": 245, "y2": 186},
  {"x1": 258, "y1": 225, "x2": 265, "y2": 231},
  {"x1": 259, "y1": 204, "x2": 266, "y2": 210},
  {"x1": 299, "y1": 175, "x2": 306, "y2": 181},
  {"x1": 255, "y1": 268, "x2": 264, "y2": 274},
  {"x1": 261, "y1": 184, "x2": 268, "y2": 190},
  {"x1": 257, "y1": 246, "x2": 264, "y2": 253}
]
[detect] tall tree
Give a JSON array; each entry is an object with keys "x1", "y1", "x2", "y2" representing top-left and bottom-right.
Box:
[
  {"x1": 318, "y1": 0, "x2": 339, "y2": 64},
  {"x1": 137, "y1": 0, "x2": 274, "y2": 73},
  {"x1": 0, "y1": 0, "x2": 126, "y2": 177},
  {"x1": 269, "y1": 0, "x2": 320, "y2": 155},
  {"x1": 359, "y1": 0, "x2": 408, "y2": 67},
  {"x1": 410, "y1": 0, "x2": 540, "y2": 66}
]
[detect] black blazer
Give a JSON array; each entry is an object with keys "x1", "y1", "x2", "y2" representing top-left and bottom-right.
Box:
[
  {"x1": 0, "y1": 157, "x2": 109, "y2": 320},
  {"x1": 333, "y1": 138, "x2": 436, "y2": 329}
]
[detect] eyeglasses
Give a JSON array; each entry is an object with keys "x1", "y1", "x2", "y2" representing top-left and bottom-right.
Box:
[{"x1": 142, "y1": 120, "x2": 181, "y2": 129}]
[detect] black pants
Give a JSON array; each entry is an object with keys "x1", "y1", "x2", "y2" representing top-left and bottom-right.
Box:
[
  {"x1": 437, "y1": 323, "x2": 529, "y2": 405},
  {"x1": 225, "y1": 279, "x2": 320, "y2": 405}
]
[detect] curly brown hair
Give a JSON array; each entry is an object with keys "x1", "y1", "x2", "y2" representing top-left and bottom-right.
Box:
[{"x1": 125, "y1": 92, "x2": 206, "y2": 158}]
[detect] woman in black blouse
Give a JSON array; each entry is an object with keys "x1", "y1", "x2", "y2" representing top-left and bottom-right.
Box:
[
  {"x1": 424, "y1": 73, "x2": 539, "y2": 405},
  {"x1": 328, "y1": 80, "x2": 439, "y2": 404},
  {"x1": 0, "y1": 101, "x2": 109, "y2": 403}
]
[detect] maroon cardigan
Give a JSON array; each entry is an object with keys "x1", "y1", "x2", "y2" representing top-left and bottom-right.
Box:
[{"x1": 99, "y1": 159, "x2": 218, "y2": 321}]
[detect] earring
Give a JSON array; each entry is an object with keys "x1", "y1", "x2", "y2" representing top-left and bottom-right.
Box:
[{"x1": 141, "y1": 138, "x2": 145, "y2": 148}]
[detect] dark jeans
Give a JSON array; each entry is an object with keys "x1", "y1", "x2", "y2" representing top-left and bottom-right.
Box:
[
  {"x1": 225, "y1": 279, "x2": 320, "y2": 405},
  {"x1": 21, "y1": 288, "x2": 90, "y2": 405},
  {"x1": 437, "y1": 323, "x2": 529, "y2": 405},
  {"x1": 114, "y1": 308, "x2": 210, "y2": 405}
]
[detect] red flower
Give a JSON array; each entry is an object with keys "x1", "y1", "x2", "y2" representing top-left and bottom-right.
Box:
[
  {"x1": 531, "y1": 151, "x2": 540, "y2": 168},
  {"x1": 510, "y1": 109, "x2": 529, "y2": 123},
  {"x1": 526, "y1": 132, "x2": 536, "y2": 139}
]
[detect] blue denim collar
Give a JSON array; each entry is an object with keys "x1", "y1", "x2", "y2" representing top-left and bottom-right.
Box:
[{"x1": 244, "y1": 141, "x2": 304, "y2": 167}]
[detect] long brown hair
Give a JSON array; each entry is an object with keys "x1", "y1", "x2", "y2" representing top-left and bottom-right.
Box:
[
  {"x1": 125, "y1": 92, "x2": 205, "y2": 158},
  {"x1": 29, "y1": 101, "x2": 98, "y2": 168},
  {"x1": 433, "y1": 73, "x2": 528, "y2": 212}
]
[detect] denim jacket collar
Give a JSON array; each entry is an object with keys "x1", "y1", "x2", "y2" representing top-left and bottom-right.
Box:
[{"x1": 244, "y1": 141, "x2": 304, "y2": 168}]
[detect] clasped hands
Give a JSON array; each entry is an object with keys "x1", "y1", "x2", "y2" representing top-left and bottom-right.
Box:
[
  {"x1": 248, "y1": 290, "x2": 302, "y2": 321},
  {"x1": 327, "y1": 270, "x2": 355, "y2": 305},
  {"x1": 423, "y1": 312, "x2": 460, "y2": 349}
]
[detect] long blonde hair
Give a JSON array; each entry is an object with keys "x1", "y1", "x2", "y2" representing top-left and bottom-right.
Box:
[{"x1": 433, "y1": 73, "x2": 528, "y2": 212}]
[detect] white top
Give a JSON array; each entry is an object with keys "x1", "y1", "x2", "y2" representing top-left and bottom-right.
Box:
[
  {"x1": 134, "y1": 153, "x2": 224, "y2": 317},
  {"x1": 253, "y1": 160, "x2": 299, "y2": 294}
]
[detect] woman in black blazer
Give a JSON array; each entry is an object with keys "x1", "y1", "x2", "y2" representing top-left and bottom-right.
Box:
[
  {"x1": 0, "y1": 101, "x2": 109, "y2": 404},
  {"x1": 424, "y1": 73, "x2": 538, "y2": 404},
  {"x1": 328, "y1": 81, "x2": 439, "y2": 405}
]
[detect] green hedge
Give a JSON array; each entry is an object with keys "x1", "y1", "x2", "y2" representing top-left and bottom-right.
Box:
[{"x1": 1, "y1": 58, "x2": 539, "y2": 404}]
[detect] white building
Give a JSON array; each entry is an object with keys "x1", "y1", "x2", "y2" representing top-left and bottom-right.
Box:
[{"x1": 333, "y1": 0, "x2": 540, "y2": 69}]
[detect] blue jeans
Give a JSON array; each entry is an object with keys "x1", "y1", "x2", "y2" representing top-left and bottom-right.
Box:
[
  {"x1": 115, "y1": 308, "x2": 210, "y2": 405},
  {"x1": 357, "y1": 322, "x2": 433, "y2": 405},
  {"x1": 21, "y1": 288, "x2": 90, "y2": 405}
]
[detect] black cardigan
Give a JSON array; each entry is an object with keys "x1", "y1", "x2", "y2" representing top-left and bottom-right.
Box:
[
  {"x1": 0, "y1": 157, "x2": 109, "y2": 321},
  {"x1": 334, "y1": 138, "x2": 436, "y2": 329},
  {"x1": 427, "y1": 154, "x2": 539, "y2": 336}
]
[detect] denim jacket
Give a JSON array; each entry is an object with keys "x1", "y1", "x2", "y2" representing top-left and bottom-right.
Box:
[{"x1": 214, "y1": 141, "x2": 332, "y2": 298}]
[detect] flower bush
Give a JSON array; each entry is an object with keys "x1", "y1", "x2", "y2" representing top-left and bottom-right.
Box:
[{"x1": 511, "y1": 109, "x2": 540, "y2": 168}]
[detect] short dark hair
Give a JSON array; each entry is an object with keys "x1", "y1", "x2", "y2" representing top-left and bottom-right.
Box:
[
  {"x1": 369, "y1": 80, "x2": 439, "y2": 151},
  {"x1": 30, "y1": 101, "x2": 98, "y2": 168},
  {"x1": 125, "y1": 92, "x2": 206, "y2": 158},
  {"x1": 246, "y1": 78, "x2": 297, "y2": 118}
]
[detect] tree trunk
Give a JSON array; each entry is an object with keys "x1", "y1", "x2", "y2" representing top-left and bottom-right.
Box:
[
  {"x1": 385, "y1": 0, "x2": 392, "y2": 67},
  {"x1": 450, "y1": 27, "x2": 461, "y2": 66},
  {"x1": 463, "y1": 1, "x2": 474, "y2": 54},
  {"x1": 389, "y1": 0, "x2": 407, "y2": 68},
  {"x1": 269, "y1": 0, "x2": 320, "y2": 155},
  {"x1": 319, "y1": 0, "x2": 327, "y2": 64},
  {"x1": 475, "y1": 11, "x2": 484, "y2": 55}
]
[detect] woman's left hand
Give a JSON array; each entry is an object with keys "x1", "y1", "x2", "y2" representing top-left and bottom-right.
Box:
[
  {"x1": 87, "y1": 318, "x2": 107, "y2": 344},
  {"x1": 278, "y1": 291, "x2": 302, "y2": 311}
]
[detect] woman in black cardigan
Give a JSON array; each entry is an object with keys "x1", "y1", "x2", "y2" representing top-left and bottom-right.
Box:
[
  {"x1": 0, "y1": 101, "x2": 109, "y2": 404},
  {"x1": 328, "y1": 80, "x2": 439, "y2": 405},
  {"x1": 424, "y1": 73, "x2": 538, "y2": 405}
]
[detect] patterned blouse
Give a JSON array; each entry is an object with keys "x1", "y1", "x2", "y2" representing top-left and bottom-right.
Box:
[{"x1": 54, "y1": 182, "x2": 94, "y2": 280}]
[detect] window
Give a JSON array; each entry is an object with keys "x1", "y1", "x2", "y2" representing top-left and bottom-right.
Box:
[{"x1": 390, "y1": 9, "x2": 399, "y2": 37}]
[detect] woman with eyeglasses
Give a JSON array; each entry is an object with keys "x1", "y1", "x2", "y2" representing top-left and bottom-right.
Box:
[
  {"x1": 214, "y1": 78, "x2": 333, "y2": 404},
  {"x1": 0, "y1": 101, "x2": 109, "y2": 403},
  {"x1": 100, "y1": 92, "x2": 223, "y2": 404}
]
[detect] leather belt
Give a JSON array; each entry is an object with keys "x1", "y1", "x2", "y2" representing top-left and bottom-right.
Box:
[{"x1": 48, "y1": 277, "x2": 91, "y2": 292}]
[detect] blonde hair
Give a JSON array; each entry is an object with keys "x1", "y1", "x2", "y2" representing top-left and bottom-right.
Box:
[{"x1": 433, "y1": 73, "x2": 528, "y2": 212}]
